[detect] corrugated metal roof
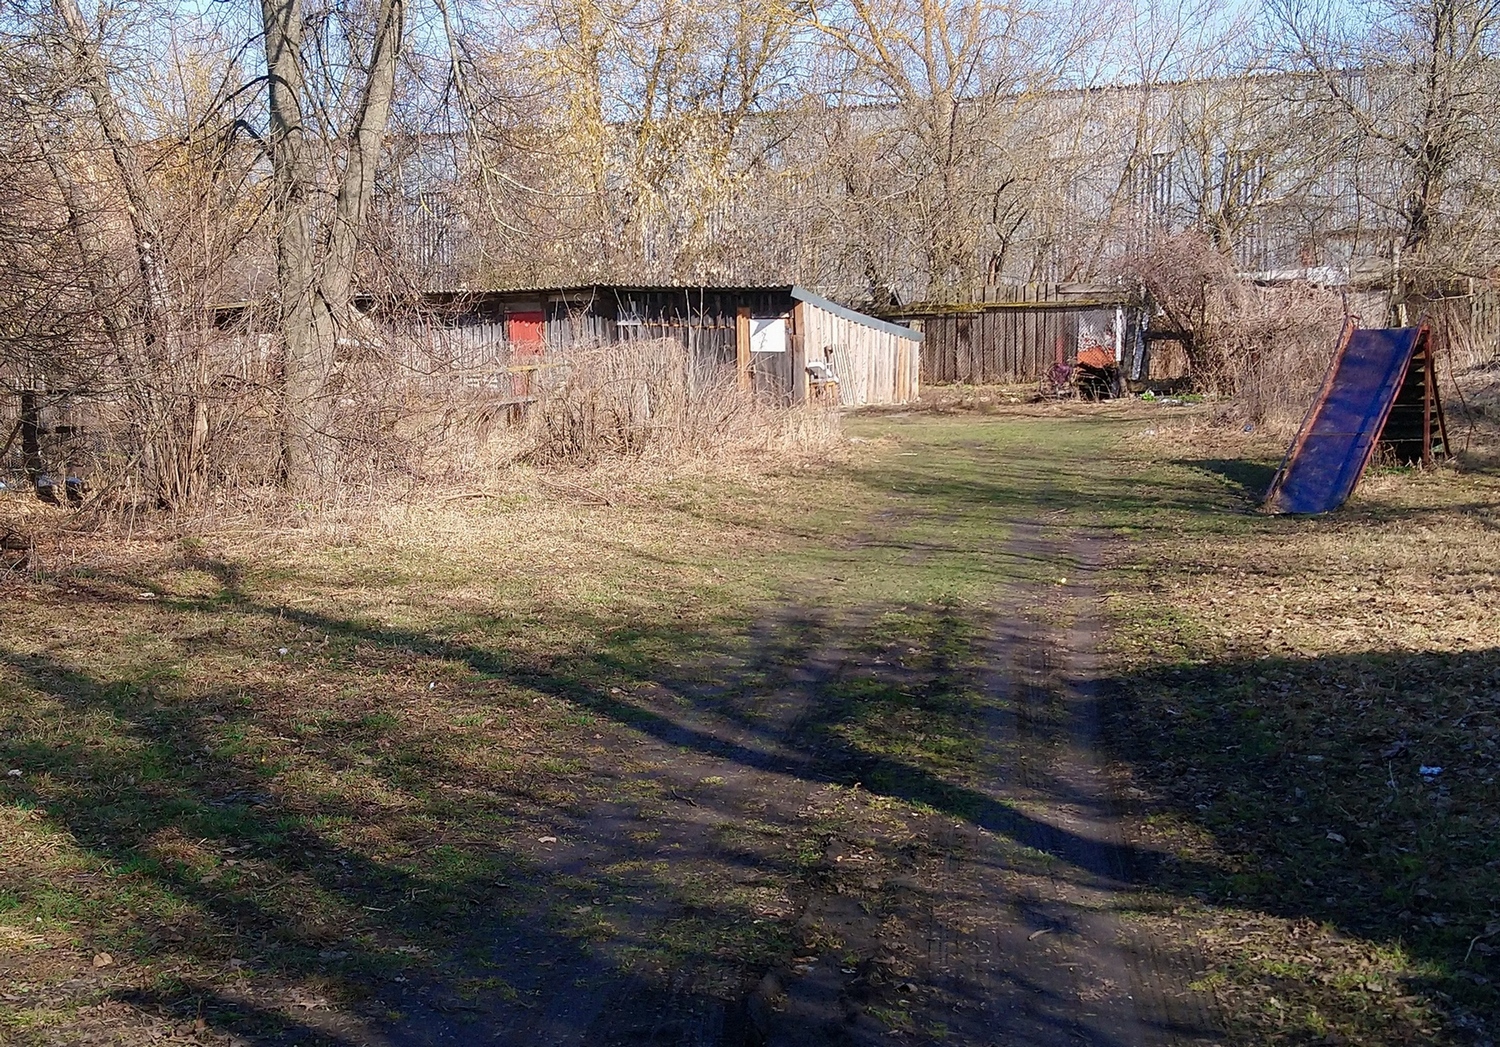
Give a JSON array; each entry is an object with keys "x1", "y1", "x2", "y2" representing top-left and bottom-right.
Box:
[
  {"x1": 429, "y1": 282, "x2": 796, "y2": 298},
  {"x1": 791, "y1": 287, "x2": 923, "y2": 342},
  {"x1": 409, "y1": 283, "x2": 921, "y2": 340}
]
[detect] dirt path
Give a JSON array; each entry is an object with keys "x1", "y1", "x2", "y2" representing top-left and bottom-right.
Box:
[
  {"x1": 330, "y1": 516, "x2": 1224, "y2": 1047},
  {"x1": 756, "y1": 522, "x2": 1222, "y2": 1047}
]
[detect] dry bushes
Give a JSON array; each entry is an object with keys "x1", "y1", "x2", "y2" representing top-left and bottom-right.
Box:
[
  {"x1": 1113, "y1": 233, "x2": 1500, "y2": 436},
  {"x1": 2, "y1": 331, "x2": 841, "y2": 531},
  {"x1": 279, "y1": 334, "x2": 841, "y2": 482},
  {"x1": 1115, "y1": 233, "x2": 1351, "y2": 433},
  {"x1": 524, "y1": 339, "x2": 840, "y2": 467},
  {"x1": 320, "y1": 336, "x2": 841, "y2": 484},
  {"x1": 1222, "y1": 283, "x2": 1350, "y2": 433}
]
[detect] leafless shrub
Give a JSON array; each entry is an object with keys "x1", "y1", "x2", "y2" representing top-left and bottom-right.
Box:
[
  {"x1": 525, "y1": 339, "x2": 840, "y2": 466},
  {"x1": 10, "y1": 325, "x2": 839, "y2": 524},
  {"x1": 1225, "y1": 285, "x2": 1350, "y2": 434},
  {"x1": 1116, "y1": 232, "x2": 1348, "y2": 433},
  {"x1": 1113, "y1": 232, "x2": 1245, "y2": 391}
]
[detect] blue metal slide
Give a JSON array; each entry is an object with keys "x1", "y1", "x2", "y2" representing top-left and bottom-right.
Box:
[{"x1": 1264, "y1": 326, "x2": 1426, "y2": 515}]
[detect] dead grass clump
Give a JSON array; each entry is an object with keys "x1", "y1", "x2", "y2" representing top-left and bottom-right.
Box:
[
  {"x1": 523, "y1": 339, "x2": 840, "y2": 467},
  {"x1": 5, "y1": 326, "x2": 842, "y2": 536}
]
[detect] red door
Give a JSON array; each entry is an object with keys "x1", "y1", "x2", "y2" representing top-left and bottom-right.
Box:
[
  {"x1": 507, "y1": 310, "x2": 545, "y2": 351},
  {"x1": 506, "y1": 310, "x2": 545, "y2": 398}
]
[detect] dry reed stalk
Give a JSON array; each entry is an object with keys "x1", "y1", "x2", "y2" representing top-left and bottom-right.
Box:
[
  {"x1": 4, "y1": 332, "x2": 842, "y2": 549},
  {"x1": 523, "y1": 338, "x2": 841, "y2": 467}
]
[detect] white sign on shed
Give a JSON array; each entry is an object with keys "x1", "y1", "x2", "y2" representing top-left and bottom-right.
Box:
[{"x1": 750, "y1": 317, "x2": 787, "y2": 353}]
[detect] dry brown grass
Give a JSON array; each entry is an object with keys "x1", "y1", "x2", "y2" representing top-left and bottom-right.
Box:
[
  {"x1": 299, "y1": 337, "x2": 842, "y2": 489},
  {"x1": 4, "y1": 402, "x2": 1497, "y2": 1045},
  {"x1": 0, "y1": 410, "x2": 998, "y2": 1046},
  {"x1": 1102, "y1": 414, "x2": 1500, "y2": 1046},
  {"x1": 522, "y1": 339, "x2": 840, "y2": 467},
  {"x1": 1445, "y1": 359, "x2": 1500, "y2": 447},
  {"x1": 0, "y1": 335, "x2": 842, "y2": 564}
]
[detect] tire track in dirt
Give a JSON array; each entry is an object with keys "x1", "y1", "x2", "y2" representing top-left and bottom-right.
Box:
[
  {"x1": 758, "y1": 520, "x2": 1223, "y2": 1047},
  {"x1": 351, "y1": 523, "x2": 1221, "y2": 1046}
]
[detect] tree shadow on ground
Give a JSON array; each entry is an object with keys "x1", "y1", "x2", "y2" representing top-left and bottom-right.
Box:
[
  {"x1": 2, "y1": 412, "x2": 1494, "y2": 1045},
  {"x1": 1170, "y1": 458, "x2": 1280, "y2": 504},
  {"x1": 0, "y1": 560, "x2": 1226, "y2": 1047},
  {"x1": 1098, "y1": 646, "x2": 1500, "y2": 1044},
  {"x1": 0, "y1": 626, "x2": 821, "y2": 1045},
  {"x1": 4, "y1": 567, "x2": 1494, "y2": 1044}
]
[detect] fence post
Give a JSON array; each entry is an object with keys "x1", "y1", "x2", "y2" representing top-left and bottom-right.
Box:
[
  {"x1": 19, "y1": 390, "x2": 43, "y2": 486},
  {"x1": 736, "y1": 307, "x2": 752, "y2": 391}
]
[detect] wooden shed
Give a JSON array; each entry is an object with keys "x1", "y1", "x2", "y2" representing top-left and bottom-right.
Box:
[{"x1": 421, "y1": 284, "x2": 921, "y2": 407}]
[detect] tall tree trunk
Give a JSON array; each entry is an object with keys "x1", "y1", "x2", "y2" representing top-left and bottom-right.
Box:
[
  {"x1": 263, "y1": 0, "x2": 405, "y2": 491},
  {"x1": 262, "y1": 0, "x2": 327, "y2": 488}
]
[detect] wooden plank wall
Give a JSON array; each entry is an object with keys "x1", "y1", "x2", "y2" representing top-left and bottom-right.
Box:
[
  {"x1": 543, "y1": 291, "x2": 750, "y2": 375},
  {"x1": 199, "y1": 289, "x2": 923, "y2": 406},
  {"x1": 801, "y1": 303, "x2": 921, "y2": 406},
  {"x1": 1465, "y1": 289, "x2": 1500, "y2": 359},
  {"x1": 216, "y1": 321, "x2": 522, "y2": 394},
  {"x1": 749, "y1": 345, "x2": 796, "y2": 401},
  {"x1": 896, "y1": 284, "x2": 1128, "y2": 386},
  {"x1": 546, "y1": 313, "x2": 737, "y2": 363},
  {"x1": 198, "y1": 321, "x2": 519, "y2": 388},
  {"x1": 916, "y1": 311, "x2": 1069, "y2": 385}
]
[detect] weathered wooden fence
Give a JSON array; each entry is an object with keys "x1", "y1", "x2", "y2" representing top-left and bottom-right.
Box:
[
  {"x1": 1408, "y1": 284, "x2": 1500, "y2": 370},
  {"x1": 877, "y1": 284, "x2": 1136, "y2": 386}
]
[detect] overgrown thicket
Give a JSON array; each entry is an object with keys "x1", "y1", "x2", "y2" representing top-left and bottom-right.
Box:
[
  {"x1": 1115, "y1": 229, "x2": 1500, "y2": 433},
  {"x1": 0, "y1": 10, "x2": 248, "y2": 512},
  {"x1": 1115, "y1": 232, "x2": 1349, "y2": 429},
  {"x1": 2, "y1": 332, "x2": 840, "y2": 529},
  {"x1": 526, "y1": 340, "x2": 839, "y2": 466},
  {"x1": 1225, "y1": 286, "x2": 1350, "y2": 432}
]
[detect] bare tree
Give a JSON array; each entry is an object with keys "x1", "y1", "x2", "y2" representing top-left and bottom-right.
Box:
[
  {"x1": 261, "y1": 0, "x2": 406, "y2": 489},
  {"x1": 806, "y1": 0, "x2": 1108, "y2": 301},
  {"x1": 1273, "y1": 0, "x2": 1500, "y2": 299},
  {"x1": 2, "y1": 1, "x2": 232, "y2": 507},
  {"x1": 490, "y1": 0, "x2": 811, "y2": 282}
]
